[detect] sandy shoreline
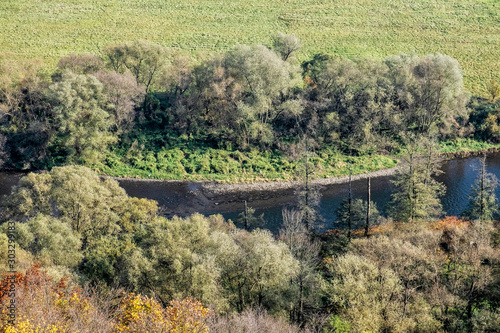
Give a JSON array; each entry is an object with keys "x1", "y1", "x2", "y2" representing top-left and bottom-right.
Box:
[{"x1": 200, "y1": 166, "x2": 399, "y2": 195}]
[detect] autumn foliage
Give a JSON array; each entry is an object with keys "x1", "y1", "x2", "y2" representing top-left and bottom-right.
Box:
[
  {"x1": 115, "y1": 294, "x2": 211, "y2": 333},
  {"x1": 429, "y1": 216, "x2": 469, "y2": 231},
  {"x1": 0, "y1": 265, "x2": 211, "y2": 333}
]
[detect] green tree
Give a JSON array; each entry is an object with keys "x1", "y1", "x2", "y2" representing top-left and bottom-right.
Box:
[
  {"x1": 271, "y1": 32, "x2": 301, "y2": 62},
  {"x1": 324, "y1": 253, "x2": 410, "y2": 333},
  {"x1": 48, "y1": 70, "x2": 117, "y2": 164},
  {"x1": 1, "y1": 166, "x2": 157, "y2": 248},
  {"x1": 487, "y1": 78, "x2": 500, "y2": 102},
  {"x1": 463, "y1": 154, "x2": 499, "y2": 222},
  {"x1": 134, "y1": 214, "x2": 225, "y2": 310},
  {"x1": 223, "y1": 44, "x2": 302, "y2": 147},
  {"x1": 237, "y1": 201, "x2": 264, "y2": 230},
  {"x1": 105, "y1": 40, "x2": 168, "y2": 93},
  {"x1": 336, "y1": 198, "x2": 379, "y2": 232},
  {"x1": 213, "y1": 226, "x2": 298, "y2": 312},
  {"x1": 390, "y1": 135, "x2": 445, "y2": 222},
  {"x1": 3, "y1": 214, "x2": 82, "y2": 268}
]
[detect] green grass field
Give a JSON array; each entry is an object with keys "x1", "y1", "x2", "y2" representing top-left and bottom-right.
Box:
[{"x1": 0, "y1": 0, "x2": 498, "y2": 96}]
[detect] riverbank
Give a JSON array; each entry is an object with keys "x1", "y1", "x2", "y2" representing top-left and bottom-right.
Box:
[
  {"x1": 2, "y1": 150, "x2": 500, "y2": 223},
  {"x1": 107, "y1": 142, "x2": 500, "y2": 196},
  {"x1": 3, "y1": 140, "x2": 500, "y2": 200},
  {"x1": 200, "y1": 165, "x2": 399, "y2": 195}
]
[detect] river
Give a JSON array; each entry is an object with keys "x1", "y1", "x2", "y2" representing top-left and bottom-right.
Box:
[{"x1": 1, "y1": 153, "x2": 499, "y2": 233}]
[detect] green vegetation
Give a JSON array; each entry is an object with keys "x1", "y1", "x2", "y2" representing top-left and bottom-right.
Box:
[
  {"x1": 390, "y1": 136, "x2": 445, "y2": 222},
  {"x1": 2, "y1": 39, "x2": 488, "y2": 182},
  {"x1": 99, "y1": 147, "x2": 397, "y2": 182},
  {"x1": 1, "y1": 167, "x2": 499, "y2": 331},
  {"x1": 440, "y1": 138, "x2": 500, "y2": 154},
  {"x1": 0, "y1": 0, "x2": 499, "y2": 96}
]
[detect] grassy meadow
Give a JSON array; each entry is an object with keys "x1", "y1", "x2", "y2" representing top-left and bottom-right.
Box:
[{"x1": 0, "y1": 0, "x2": 498, "y2": 96}]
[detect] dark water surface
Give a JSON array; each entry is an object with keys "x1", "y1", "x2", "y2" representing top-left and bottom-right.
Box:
[{"x1": 1, "y1": 153, "x2": 499, "y2": 233}]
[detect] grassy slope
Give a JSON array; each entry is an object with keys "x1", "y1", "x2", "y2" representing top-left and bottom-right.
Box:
[{"x1": 0, "y1": 0, "x2": 498, "y2": 96}]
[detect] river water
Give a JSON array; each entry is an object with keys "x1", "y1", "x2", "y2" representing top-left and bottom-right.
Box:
[{"x1": 1, "y1": 153, "x2": 499, "y2": 233}]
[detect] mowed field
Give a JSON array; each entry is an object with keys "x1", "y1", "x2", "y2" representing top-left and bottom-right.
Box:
[{"x1": 0, "y1": 0, "x2": 498, "y2": 96}]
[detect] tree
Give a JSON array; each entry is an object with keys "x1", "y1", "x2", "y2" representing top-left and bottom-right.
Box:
[
  {"x1": 212, "y1": 226, "x2": 298, "y2": 312},
  {"x1": 487, "y1": 78, "x2": 500, "y2": 102},
  {"x1": 302, "y1": 56, "x2": 397, "y2": 153},
  {"x1": 324, "y1": 253, "x2": 411, "y2": 333},
  {"x1": 279, "y1": 208, "x2": 322, "y2": 324},
  {"x1": 385, "y1": 53, "x2": 470, "y2": 138},
  {"x1": 0, "y1": 57, "x2": 53, "y2": 169},
  {"x1": 463, "y1": 154, "x2": 499, "y2": 222},
  {"x1": 56, "y1": 53, "x2": 104, "y2": 75},
  {"x1": 133, "y1": 214, "x2": 225, "y2": 310},
  {"x1": 3, "y1": 214, "x2": 82, "y2": 268},
  {"x1": 390, "y1": 135, "x2": 445, "y2": 222},
  {"x1": 349, "y1": 228, "x2": 445, "y2": 331},
  {"x1": 336, "y1": 198, "x2": 379, "y2": 234},
  {"x1": 294, "y1": 137, "x2": 321, "y2": 231},
  {"x1": 271, "y1": 32, "x2": 301, "y2": 62},
  {"x1": 223, "y1": 44, "x2": 302, "y2": 147},
  {"x1": 237, "y1": 201, "x2": 264, "y2": 230},
  {"x1": 435, "y1": 219, "x2": 500, "y2": 331},
  {"x1": 1, "y1": 166, "x2": 157, "y2": 249},
  {"x1": 104, "y1": 40, "x2": 168, "y2": 93},
  {"x1": 48, "y1": 70, "x2": 117, "y2": 164},
  {"x1": 93, "y1": 70, "x2": 146, "y2": 133}
]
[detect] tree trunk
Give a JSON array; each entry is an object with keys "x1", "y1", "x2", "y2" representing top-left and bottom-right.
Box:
[
  {"x1": 480, "y1": 154, "x2": 485, "y2": 223},
  {"x1": 365, "y1": 176, "x2": 371, "y2": 238},
  {"x1": 348, "y1": 167, "x2": 352, "y2": 240},
  {"x1": 244, "y1": 200, "x2": 248, "y2": 230},
  {"x1": 299, "y1": 278, "x2": 304, "y2": 324}
]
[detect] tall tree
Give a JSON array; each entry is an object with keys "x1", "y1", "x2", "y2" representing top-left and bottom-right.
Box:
[
  {"x1": 237, "y1": 200, "x2": 265, "y2": 230},
  {"x1": 336, "y1": 198, "x2": 379, "y2": 235},
  {"x1": 271, "y1": 32, "x2": 301, "y2": 62},
  {"x1": 390, "y1": 135, "x2": 445, "y2": 222},
  {"x1": 294, "y1": 137, "x2": 321, "y2": 231},
  {"x1": 463, "y1": 154, "x2": 499, "y2": 222},
  {"x1": 279, "y1": 208, "x2": 322, "y2": 324}
]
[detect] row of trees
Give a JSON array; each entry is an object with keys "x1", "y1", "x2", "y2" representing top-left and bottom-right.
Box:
[{"x1": 0, "y1": 36, "x2": 476, "y2": 170}]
